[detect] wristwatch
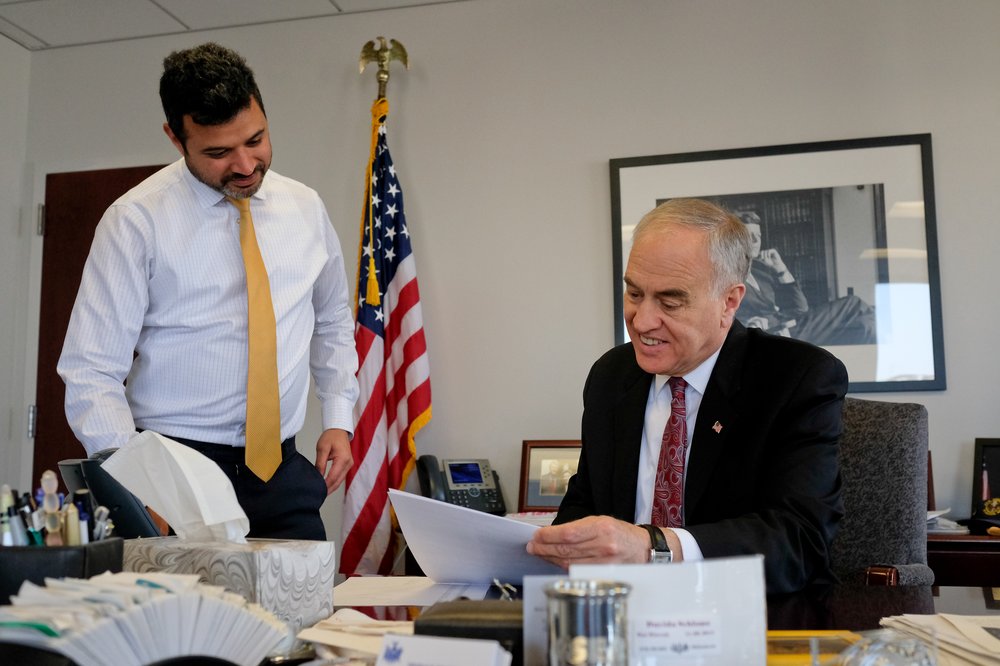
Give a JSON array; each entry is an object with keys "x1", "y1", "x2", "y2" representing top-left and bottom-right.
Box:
[{"x1": 639, "y1": 524, "x2": 672, "y2": 563}]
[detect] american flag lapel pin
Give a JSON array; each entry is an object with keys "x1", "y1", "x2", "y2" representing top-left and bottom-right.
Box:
[{"x1": 712, "y1": 421, "x2": 723, "y2": 434}]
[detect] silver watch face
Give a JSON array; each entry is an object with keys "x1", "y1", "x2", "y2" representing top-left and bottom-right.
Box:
[{"x1": 651, "y1": 549, "x2": 672, "y2": 564}]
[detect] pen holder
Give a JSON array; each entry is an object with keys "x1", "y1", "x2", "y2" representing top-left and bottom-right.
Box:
[
  {"x1": 545, "y1": 579, "x2": 631, "y2": 666},
  {"x1": 0, "y1": 537, "x2": 124, "y2": 604}
]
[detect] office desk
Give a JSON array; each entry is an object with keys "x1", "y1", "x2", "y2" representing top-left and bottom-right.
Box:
[
  {"x1": 927, "y1": 533, "x2": 1000, "y2": 586},
  {"x1": 336, "y1": 584, "x2": 999, "y2": 632},
  {"x1": 9, "y1": 586, "x2": 993, "y2": 665}
]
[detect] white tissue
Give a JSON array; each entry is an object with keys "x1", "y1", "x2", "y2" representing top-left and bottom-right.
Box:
[{"x1": 101, "y1": 431, "x2": 250, "y2": 542}]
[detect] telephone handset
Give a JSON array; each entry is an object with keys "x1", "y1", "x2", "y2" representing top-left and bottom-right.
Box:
[{"x1": 416, "y1": 455, "x2": 507, "y2": 515}]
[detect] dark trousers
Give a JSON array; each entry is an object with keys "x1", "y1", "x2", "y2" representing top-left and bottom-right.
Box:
[{"x1": 167, "y1": 435, "x2": 328, "y2": 541}]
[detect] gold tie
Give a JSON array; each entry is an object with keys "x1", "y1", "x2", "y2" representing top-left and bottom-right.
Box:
[{"x1": 227, "y1": 196, "x2": 281, "y2": 482}]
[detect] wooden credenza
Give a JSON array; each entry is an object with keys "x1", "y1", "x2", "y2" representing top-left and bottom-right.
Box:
[{"x1": 927, "y1": 534, "x2": 1000, "y2": 586}]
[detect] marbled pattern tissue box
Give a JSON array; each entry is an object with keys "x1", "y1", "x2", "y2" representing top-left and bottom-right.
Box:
[{"x1": 123, "y1": 537, "x2": 335, "y2": 634}]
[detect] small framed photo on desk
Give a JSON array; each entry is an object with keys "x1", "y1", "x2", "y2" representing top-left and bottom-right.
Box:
[
  {"x1": 972, "y1": 439, "x2": 1000, "y2": 518},
  {"x1": 518, "y1": 440, "x2": 581, "y2": 512}
]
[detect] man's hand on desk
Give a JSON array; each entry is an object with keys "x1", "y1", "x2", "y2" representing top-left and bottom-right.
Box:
[
  {"x1": 526, "y1": 515, "x2": 683, "y2": 567},
  {"x1": 315, "y1": 428, "x2": 353, "y2": 495}
]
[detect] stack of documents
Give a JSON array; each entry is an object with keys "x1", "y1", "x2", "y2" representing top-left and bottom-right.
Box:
[
  {"x1": 927, "y1": 508, "x2": 969, "y2": 535},
  {"x1": 388, "y1": 489, "x2": 562, "y2": 584},
  {"x1": 881, "y1": 614, "x2": 1000, "y2": 665},
  {"x1": 332, "y1": 576, "x2": 489, "y2": 607},
  {"x1": 0, "y1": 571, "x2": 287, "y2": 666},
  {"x1": 299, "y1": 607, "x2": 413, "y2": 657}
]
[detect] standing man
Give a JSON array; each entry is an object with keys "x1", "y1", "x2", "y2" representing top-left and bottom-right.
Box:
[
  {"x1": 58, "y1": 43, "x2": 358, "y2": 540},
  {"x1": 528, "y1": 199, "x2": 847, "y2": 593}
]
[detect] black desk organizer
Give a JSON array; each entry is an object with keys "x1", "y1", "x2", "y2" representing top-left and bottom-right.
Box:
[
  {"x1": 0, "y1": 539, "x2": 311, "y2": 665},
  {"x1": 0, "y1": 537, "x2": 124, "y2": 605},
  {"x1": 0, "y1": 539, "x2": 122, "y2": 665},
  {"x1": 415, "y1": 599, "x2": 524, "y2": 665}
]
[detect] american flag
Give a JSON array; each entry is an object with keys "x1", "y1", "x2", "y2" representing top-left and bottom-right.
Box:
[{"x1": 341, "y1": 99, "x2": 431, "y2": 575}]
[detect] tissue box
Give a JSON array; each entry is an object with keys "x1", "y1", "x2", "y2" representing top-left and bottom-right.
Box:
[{"x1": 122, "y1": 536, "x2": 335, "y2": 634}]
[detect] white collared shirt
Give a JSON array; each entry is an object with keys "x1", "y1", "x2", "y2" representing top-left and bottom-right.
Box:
[
  {"x1": 634, "y1": 348, "x2": 722, "y2": 560},
  {"x1": 58, "y1": 159, "x2": 359, "y2": 454}
]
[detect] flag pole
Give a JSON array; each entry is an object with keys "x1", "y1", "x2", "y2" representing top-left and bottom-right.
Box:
[{"x1": 343, "y1": 37, "x2": 430, "y2": 575}]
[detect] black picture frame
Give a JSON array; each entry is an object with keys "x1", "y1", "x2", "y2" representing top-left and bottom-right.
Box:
[
  {"x1": 610, "y1": 134, "x2": 946, "y2": 393},
  {"x1": 971, "y1": 438, "x2": 1000, "y2": 519},
  {"x1": 983, "y1": 587, "x2": 1000, "y2": 611}
]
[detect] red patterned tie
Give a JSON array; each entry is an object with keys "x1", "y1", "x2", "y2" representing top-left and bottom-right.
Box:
[{"x1": 651, "y1": 376, "x2": 688, "y2": 527}]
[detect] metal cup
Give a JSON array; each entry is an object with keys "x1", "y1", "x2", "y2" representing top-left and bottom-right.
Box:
[{"x1": 545, "y1": 579, "x2": 631, "y2": 666}]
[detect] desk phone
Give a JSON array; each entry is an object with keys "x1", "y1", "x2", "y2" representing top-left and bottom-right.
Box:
[{"x1": 416, "y1": 455, "x2": 507, "y2": 515}]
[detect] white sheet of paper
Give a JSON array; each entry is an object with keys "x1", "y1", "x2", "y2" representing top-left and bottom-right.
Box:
[
  {"x1": 388, "y1": 489, "x2": 563, "y2": 584},
  {"x1": 376, "y1": 633, "x2": 511, "y2": 666},
  {"x1": 333, "y1": 576, "x2": 489, "y2": 606},
  {"x1": 571, "y1": 556, "x2": 767, "y2": 666},
  {"x1": 101, "y1": 430, "x2": 249, "y2": 542}
]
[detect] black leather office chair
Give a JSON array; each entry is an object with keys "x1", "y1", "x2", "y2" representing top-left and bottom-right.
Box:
[
  {"x1": 58, "y1": 458, "x2": 160, "y2": 539},
  {"x1": 830, "y1": 398, "x2": 935, "y2": 586}
]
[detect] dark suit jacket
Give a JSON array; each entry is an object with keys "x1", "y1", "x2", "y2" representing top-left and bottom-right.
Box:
[{"x1": 555, "y1": 321, "x2": 848, "y2": 593}]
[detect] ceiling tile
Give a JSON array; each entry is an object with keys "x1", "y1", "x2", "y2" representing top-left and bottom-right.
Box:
[
  {"x1": 0, "y1": 0, "x2": 185, "y2": 48},
  {"x1": 335, "y1": 0, "x2": 460, "y2": 10},
  {"x1": 159, "y1": 0, "x2": 342, "y2": 30},
  {"x1": 0, "y1": 0, "x2": 473, "y2": 50}
]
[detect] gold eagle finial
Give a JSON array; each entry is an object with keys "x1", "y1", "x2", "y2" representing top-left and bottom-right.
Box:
[{"x1": 359, "y1": 37, "x2": 409, "y2": 99}]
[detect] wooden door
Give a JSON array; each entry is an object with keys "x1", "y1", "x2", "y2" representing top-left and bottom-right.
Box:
[{"x1": 33, "y1": 165, "x2": 163, "y2": 487}]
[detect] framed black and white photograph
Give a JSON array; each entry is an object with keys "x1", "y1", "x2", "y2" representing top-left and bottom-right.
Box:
[
  {"x1": 972, "y1": 438, "x2": 1000, "y2": 519},
  {"x1": 610, "y1": 134, "x2": 945, "y2": 392},
  {"x1": 518, "y1": 440, "x2": 582, "y2": 512}
]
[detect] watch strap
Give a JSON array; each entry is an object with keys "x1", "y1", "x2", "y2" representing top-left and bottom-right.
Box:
[{"x1": 639, "y1": 524, "x2": 669, "y2": 552}]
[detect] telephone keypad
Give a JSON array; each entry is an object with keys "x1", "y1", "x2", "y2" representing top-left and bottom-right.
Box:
[{"x1": 447, "y1": 488, "x2": 505, "y2": 514}]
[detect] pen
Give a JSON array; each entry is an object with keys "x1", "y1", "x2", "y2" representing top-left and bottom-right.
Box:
[
  {"x1": 78, "y1": 505, "x2": 90, "y2": 545},
  {"x1": 18, "y1": 505, "x2": 40, "y2": 545},
  {"x1": 92, "y1": 506, "x2": 109, "y2": 541},
  {"x1": 0, "y1": 484, "x2": 12, "y2": 514},
  {"x1": 65, "y1": 502, "x2": 80, "y2": 546},
  {"x1": 6, "y1": 507, "x2": 28, "y2": 546}
]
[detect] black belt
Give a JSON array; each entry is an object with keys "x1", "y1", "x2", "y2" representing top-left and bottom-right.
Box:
[{"x1": 156, "y1": 434, "x2": 298, "y2": 462}]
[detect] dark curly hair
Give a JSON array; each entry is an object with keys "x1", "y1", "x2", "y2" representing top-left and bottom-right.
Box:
[{"x1": 159, "y1": 43, "x2": 265, "y2": 148}]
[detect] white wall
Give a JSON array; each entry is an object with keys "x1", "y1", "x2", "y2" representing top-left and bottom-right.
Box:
[
  {"x1": 8, "y1": 0, "x2": 1000, "y2": 538},
  {"x1": 0, "y1": 34, "x2": 31, "y2": 489}
]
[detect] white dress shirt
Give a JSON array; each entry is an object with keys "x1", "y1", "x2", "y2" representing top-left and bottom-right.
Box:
[
  {"x1": 634, "y1": 348, "x2": 722, "y2": 560},
  {"x1": 58, "y1": 159, "x2": 359, "y2": 455}
]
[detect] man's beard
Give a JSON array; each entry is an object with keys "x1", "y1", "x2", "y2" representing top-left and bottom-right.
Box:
[{"x1": 186, "y1": 159, "x2": 269, "y2": 199}]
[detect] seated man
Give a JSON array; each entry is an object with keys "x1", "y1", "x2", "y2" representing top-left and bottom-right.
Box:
[
  {"x1": 737, "y1": 211, "x2": 875, "y2": 346},
  {"x1": 527, "y1": 199, "x2": 848, "y2": 594}
]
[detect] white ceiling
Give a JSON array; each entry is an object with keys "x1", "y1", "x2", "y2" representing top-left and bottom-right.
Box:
[{"x1": 0, "y1": 0, "x2": 466, "y2": 51}]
